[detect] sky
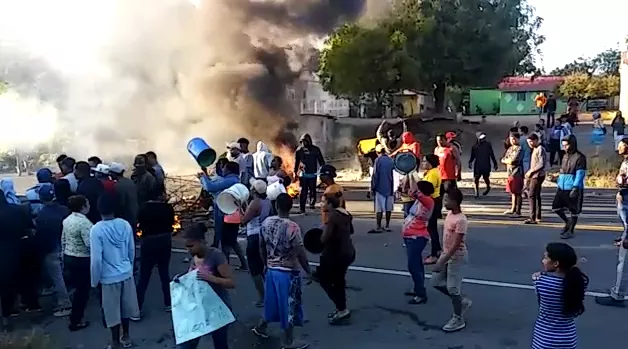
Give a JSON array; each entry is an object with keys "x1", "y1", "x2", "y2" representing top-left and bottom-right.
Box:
[{"x1": 530, "y1": 0, "x2": 628, "y2": 72}]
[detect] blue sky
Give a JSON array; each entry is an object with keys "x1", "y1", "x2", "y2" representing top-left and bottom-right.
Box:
[{"x1": 530, "y1": 0, "x2": 627, "y2": 71}]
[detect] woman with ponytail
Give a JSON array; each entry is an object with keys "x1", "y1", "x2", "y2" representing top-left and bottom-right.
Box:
[{"x1": 531, "y1": 242, "x2": 589, "y2": 349}]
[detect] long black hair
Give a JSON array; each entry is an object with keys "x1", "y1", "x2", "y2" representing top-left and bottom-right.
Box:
[{"x1": 546, "y1": 242, "x2": 589, "y2": 317}]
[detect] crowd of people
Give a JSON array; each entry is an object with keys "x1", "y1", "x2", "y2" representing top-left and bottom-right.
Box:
[
  {"x1": 367, "y1": 108, "x2": 628, "y2": 347},
  {"x1": 1, "y1": 108, "x2": 627, "y2": 349}
]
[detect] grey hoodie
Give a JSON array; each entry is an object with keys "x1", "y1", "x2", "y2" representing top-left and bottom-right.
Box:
[{"x1": 253, "y1": 141, "x2": 273, "y2": 179}]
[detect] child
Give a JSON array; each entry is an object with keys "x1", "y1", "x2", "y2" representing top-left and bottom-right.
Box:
[
  {"x1": 180, "y1": 223, "x2": 235, "y2": 349},
  {"x1": 531, "y1": 243, "x2": 588, "y2": 349},
  {"x1": 432, "y1": 188, "x2": 471, "y2": 332}
]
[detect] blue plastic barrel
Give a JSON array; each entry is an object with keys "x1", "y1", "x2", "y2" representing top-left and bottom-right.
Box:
[
  {"x1": 187, "y1": 137, "x2": 216, "y2": 168},
  {"x1": 394, "y1": 151, "x2": 418, "y2": 174}
]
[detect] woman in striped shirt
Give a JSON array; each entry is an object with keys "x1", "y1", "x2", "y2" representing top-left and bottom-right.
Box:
[{"x1": 532, "y1": 243, "x2": 588, "y2": 349}]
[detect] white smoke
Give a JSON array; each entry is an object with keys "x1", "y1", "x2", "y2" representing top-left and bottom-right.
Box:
[{"x1": 0, "y1": 0, "x2": 368, "y2": 173}]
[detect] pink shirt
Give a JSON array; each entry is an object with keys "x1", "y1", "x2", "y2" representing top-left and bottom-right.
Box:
[
  {"x1": 224, "y1": 211, "x2": 241, "y2": 224},
  {"x1": 442, "y1": 212, "x2": 468, "y2": 255}
]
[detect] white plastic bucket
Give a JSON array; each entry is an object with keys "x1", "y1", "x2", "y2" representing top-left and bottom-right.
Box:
[
  {"x1": 216, "y1": 183, "x2": 250, "y2": 214},
  {"x1": 266, "y1": 181, "x2": 286, "y2": 201}
]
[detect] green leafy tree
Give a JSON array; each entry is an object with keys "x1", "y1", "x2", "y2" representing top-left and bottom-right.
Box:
[
  {"x1": 388, "y1": 0, "x2": 545, "y2": 111},
  {"x1": 318, "y1": 24, "x2": 420, "y2": 115},
  {"x1": 557, "y1": 73, "x2": 620, "y2": 99}
]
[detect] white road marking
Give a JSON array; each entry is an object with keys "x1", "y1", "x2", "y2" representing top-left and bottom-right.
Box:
[{"x1": 170, "y1": 247, "x2": 625, "y2": 300}]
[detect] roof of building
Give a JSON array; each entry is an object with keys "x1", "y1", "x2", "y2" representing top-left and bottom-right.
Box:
[{"x1": 498, "y1": 76, "x2": 564, "y2": 92}]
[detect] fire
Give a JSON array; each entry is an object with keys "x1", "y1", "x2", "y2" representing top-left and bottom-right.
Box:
[
  {"x1": 136, "y1": 214, "x2": 182, "y2": 238},
  {"x1": 173, "y1": 215, "x2": 182, "y2": 233},
  {"x1": 276, "y1": 144, "x2": 301, "y2": 198},
  {"x1": 286, "y1": 183, "x2": 300, "y2": 198}
]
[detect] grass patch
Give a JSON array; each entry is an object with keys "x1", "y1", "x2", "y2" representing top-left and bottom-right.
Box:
[{"x1": 585, "y1": 157, "x2": 621, "y2": 188}]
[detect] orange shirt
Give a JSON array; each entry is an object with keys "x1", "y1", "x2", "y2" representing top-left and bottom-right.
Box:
[
  {"x1": 535, "y1": 95, "x2": 547, "y2": 108},
  {"x1": 435, "y1": 146, "x2": 457, "y2": 180},
  {"x1": 321, "y1": 183, "x2": 344, "y2": 225}
]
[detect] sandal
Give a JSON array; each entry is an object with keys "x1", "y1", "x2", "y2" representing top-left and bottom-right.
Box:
[{"x1": 69, "y1": 321, "x2": 90, "y2": 332}]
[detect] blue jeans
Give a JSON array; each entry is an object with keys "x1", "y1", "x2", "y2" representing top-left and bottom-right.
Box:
[
  {"x1": 177, "y1": 325, "x2": 229, "y2": 349},
  {"x1": 43, "y1": 250, "x2": 71, "y2": 310},
  {"x1": 404, "y1": 237, "x2": 428, "y2": 298}
]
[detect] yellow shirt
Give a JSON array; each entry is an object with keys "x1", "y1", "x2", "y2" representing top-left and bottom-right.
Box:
[{"x1": 423, "y1": 168, "x2": 441, "y2": 198}]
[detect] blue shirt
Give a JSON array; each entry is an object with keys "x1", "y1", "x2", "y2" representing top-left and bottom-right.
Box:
[
  {"x1": 371, "y1": 155, "x2": 395, "y2": 196},
  {"x1": 90, "y1": 218, "x2": 135, "y2": 287},
  {"x1": 200, "y1": 173, "x2": 240, "y2": 217}
]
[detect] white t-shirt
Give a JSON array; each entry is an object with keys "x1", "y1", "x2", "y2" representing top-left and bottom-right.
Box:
[{"x1": 63, "y1": 172, "x2": 79, "y2": 193}]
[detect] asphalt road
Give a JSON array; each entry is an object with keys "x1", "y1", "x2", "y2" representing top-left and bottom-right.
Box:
[{"x1": 8, "y1": 182, "x2": 627, "y2": 349}]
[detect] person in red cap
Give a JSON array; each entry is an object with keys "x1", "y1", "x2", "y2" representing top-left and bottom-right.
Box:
[
  {"x1": 434, "y1": 133, "x2": 461, "y2": 194},
  {"x1": 391, "y1": 131, "x2": 421, "y2": 158}
]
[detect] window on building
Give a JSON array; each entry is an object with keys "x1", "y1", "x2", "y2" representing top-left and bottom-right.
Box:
[{"x1": 516, "y1": 92, "x2": 526, "y2": 101}]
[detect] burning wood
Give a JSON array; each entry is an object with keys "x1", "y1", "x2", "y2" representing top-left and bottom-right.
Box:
[
  {"x1": 276, "y1": 144, "x2": 301, "y2": 198},
  {"x1": 136, "y1": 214, "x2": 182, "y2": 239}
]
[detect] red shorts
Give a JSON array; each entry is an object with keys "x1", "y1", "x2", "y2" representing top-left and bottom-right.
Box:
[{"x1": 506, "y1": 176, "x2": 523, "y2": 194}]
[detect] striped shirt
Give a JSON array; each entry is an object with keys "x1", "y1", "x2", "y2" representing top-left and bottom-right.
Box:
[{"x1": 532, "y1": 273, "x2": 577, "y2": 349}]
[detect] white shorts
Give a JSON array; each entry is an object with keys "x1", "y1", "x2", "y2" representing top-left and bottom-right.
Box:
[{"x1": 375, "y1": 193, "x2": 394, "y2": 213}]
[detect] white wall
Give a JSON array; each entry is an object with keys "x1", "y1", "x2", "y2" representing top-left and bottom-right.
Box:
[{"x1": 299, "y1": 74, "x2": 350, "y2": 117}]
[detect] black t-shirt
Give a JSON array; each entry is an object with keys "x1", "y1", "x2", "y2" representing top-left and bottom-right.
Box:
[{"x1": 137, "y1": 201, "x2": 175, "y2": 237}]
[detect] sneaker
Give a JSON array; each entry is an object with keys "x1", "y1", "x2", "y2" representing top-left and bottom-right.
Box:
[
  {"x1": 24, "y1": 306, "x2": 43, "y2": 313},
  {"x1": 251, "y1": 326, "x2": 269, "y2": 339},
  {"x1": 53, "y1": 307, "x2": 71, "y2": 317},
  {"x1": 165, "y1": 306, "x2": 172, "y2": 312},
  {"x1": 442, "y1": 315, "x2": 466, "y2": 332},
  {"x1": 503, "y1": 210, "x2": 514, "y2": 215},
  {"x1": 408, "y1": 296, "x2": 428, "y2": 305},
  {"x1": 523, "y1": 219, "x2": 537, "y2": 225},
  {"x1": 282, "y1": 340, "x2": 309, "y2": 349},
  {"x1": 560, "y1": 232, "x2": 574, "y2": 240},
  {"x1": 424, "y1": 256, "x2": 438, "y2": 265},
  {"x1": 69, "y1": 321, "x2": 90, "y2": 332},
  {"x1": 40, "y1": 287, "x2": 55, "y2": 297},
  {"x1": 130, "y1": 314, "x2": 141, "y2": 321},
  {"x1": 461, "y1": 298, "x2": 472, "y2": 316},
  {"x1": 329, "y1": 310, "x2": 351, "y2": 325},
  {"x1": 120, "y1": 337, "x2": 133, "y2": 348}
]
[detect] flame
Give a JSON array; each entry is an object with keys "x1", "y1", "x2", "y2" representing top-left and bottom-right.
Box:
[
  {"x1": 275, "y1": 144, "x2": 300, "y2": 198},
  {"x1": 136, "y1": 214, "x2": 182, "y2": 238},
  {"x1": 286, "y1": 183, "x2": 300, "y2": 198},
  {"x1": 173, "y1": 215, "x2": 182, "y2": 233}
]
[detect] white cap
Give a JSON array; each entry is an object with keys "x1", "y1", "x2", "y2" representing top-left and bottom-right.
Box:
[
  {"x1": 109, "y1": 162, "x2": 127, "y2": 174},
  {"x1": 227, "y1": 142, "x2": 241, "y2": 150},
  {"x1": 250, "y1": 179, "x2": 267, "y2": 195},
  {"x1": 478, "y1": 133, "x2": 486, "y2": 140},
  {"x1": 94, "y1": 164, "x2": 110, "y2": 174}
]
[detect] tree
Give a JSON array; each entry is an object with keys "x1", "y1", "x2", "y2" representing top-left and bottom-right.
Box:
[
  {"x1": 388, "y1": 0, "x2": 545, "y2": 111},
  {"x1": 318, "y1": 23, "x2": 420, "y2": 114},
  {"x1": 550, "y1": 49, "x2": 621, "y2": 76},
  {"x1": 318, "y1": 0, "x2": 544, "y2": 113},
  {"x1": 557, "y1": 73, "x2": 620, "y2": 100}
]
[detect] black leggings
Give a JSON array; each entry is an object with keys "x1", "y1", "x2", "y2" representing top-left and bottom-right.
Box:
[
  {"x1": 222, "y1": 223, "x2": 247, "y2": 269},
  {"x1": 136, "y1": 235, "x2": 172, "y2": 309},
  {"x1": 299, "y1": 177, "x2": 318, "y2": 211},
  {"x1": 317, "y1": 253, "x2": 355, "y2": 311},
  {"x1": 427, "y1": 196, "x2": 442, "y2": 257}
]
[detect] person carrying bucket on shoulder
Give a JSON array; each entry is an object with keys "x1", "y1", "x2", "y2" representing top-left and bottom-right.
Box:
[{"x1": 198, "y1": 161, "x2": 241, "y2": 248}]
